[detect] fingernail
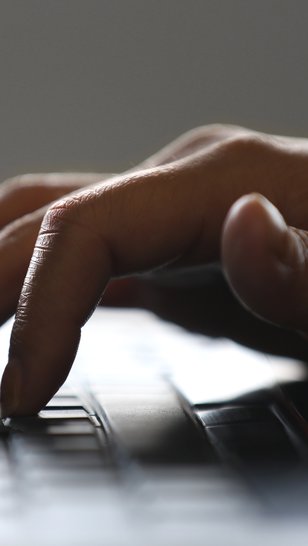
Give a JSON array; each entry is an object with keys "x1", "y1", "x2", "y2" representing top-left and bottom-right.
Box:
[
  {"x1": 244, "y1": 193, "x2": 289, "y2": 260},
  {"x1": 259, "y1": 196, "x2": 291, "y2": 261},
  {"x1": 0, "y1": 360, "x2": 22, "y2": 418},
  {"x1": 251, "y1": 193, "x2": 287, "y2": 233}
]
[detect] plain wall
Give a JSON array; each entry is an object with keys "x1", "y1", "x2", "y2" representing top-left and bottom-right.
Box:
[{"x1": 0, "y1": 0, "x2": 307, "y2": 180}]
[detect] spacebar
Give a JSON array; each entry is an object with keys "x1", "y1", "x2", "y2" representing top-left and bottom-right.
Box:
[{"x1": 196, "y1": 406, "x2": 299, "y2": 465}]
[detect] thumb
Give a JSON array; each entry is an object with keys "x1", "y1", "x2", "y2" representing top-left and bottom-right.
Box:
[{"x1": 222, "y1": 193, "x2": 308, "y2": 336}]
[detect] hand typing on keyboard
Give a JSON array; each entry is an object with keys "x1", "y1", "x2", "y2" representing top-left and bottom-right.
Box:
[{"x1": 1, "y1": 124, "x2": 308, "y2": 416}]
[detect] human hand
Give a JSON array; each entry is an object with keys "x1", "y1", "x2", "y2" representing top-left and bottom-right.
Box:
[{"x1": 2, "y1": 124, "x2": 308, "y2": 416}]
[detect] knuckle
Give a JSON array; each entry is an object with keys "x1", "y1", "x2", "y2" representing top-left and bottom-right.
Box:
[
  {"x1": 1, "y1": 173, "x2": 51, "y2": 200},
  {"x1": 180, "y1": 124, "x2": 247, "y2": 145},
  {"x1": 41, "y1": 188, "x2": 100, "y2": 234},
  {"x1": 4, "y1": 173, "x2": 41, "y2": 189},
  {"x1": 189, "y1": 124, "x2": 226, "y2": 138},
  {"x1": 177, "y1": 125, "x2": 226, "y2": 147},
  {"x1": 218, "y1": 131, "x2": 269, "y2": 157},
  {"x1": 43, "y1": 197, "x2": 82, "y2": 230},
  {"x1": 4, "y1": 174, "x2": 36, "y2": 187},
  {"x1": 173, "y1": 125, "x2": 264, "y2": 160}
]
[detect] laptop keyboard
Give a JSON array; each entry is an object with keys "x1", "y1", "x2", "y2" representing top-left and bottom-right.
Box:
[
  {"x1": 0, "y1": 384, "x2": 243, "y2": 494},
  {"x1": 1, "y1": 383, "x2": 308, "y2": 546},
  {"x1": 1, "y1": 389, "x2": 110, "y2": 496},
  {"x1": 1, "y1": 311, "x2": 308, "y2": 545},
  {"x1": 0, "y1": 382, "x2": 304, "y2": 492}
]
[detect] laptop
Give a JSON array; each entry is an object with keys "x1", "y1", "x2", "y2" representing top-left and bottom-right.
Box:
[{"x1": 0, "y1": 305, "x2": 308, "y2": 546}]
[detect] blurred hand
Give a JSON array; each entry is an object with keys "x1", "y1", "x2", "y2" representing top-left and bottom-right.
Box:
[{"x1": 2, "y1": 124, "x2": 308, "y2": 416}]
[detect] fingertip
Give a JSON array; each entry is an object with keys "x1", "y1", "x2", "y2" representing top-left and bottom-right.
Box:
[
  {"x1": 222, "y1": 193, "x2": 288, "y2": 261},
  {"x1": 0, "y1": 359, "x2": 22, "y2": 417},
  {"x1": 221, "y1": 193, "x2": 293, "y2": 324}
]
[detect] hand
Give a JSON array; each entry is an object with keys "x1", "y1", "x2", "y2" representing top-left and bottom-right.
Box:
[{"x1": 2, "y1": 124, "x2": 308, "y2": 416}]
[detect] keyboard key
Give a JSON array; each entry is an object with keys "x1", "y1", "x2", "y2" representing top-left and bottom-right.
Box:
[
  {"x1": 39, "y1": 409, "x2": 89, "y2": 420},
  {"x1": 197, "y1": 406, "x2": 298, "y2": 464},
  {"x1": 46, "y1": 421, "x2": 95, "y2": 435},
  {"x1": 49, "y1": 435, "x2": 100, "y2": 451},
  {"x1": 45, "y1": 396, "x2": 84, "y2": 409}
]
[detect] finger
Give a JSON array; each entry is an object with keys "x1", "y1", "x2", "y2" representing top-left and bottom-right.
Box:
[
  {"x1": 0, "y1": 138, "x2": 304, "y2": 415},
  {"x1": 0, "y1": 209, "x2": 44, "y2": 323},
  {"x1": 0, "y1": 174, "x2": 115, "y2": 322},
  {"x1": 222, "y1": 193, "x2": 308, "y2": 340},
  {"x1": 0, "y1": 172, "x2": 112, "y2": 229}
]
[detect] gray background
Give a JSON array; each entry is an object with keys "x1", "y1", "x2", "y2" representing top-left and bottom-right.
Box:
[{"x1": 0, "y1": 0, "x2": 307, "y2": 180}]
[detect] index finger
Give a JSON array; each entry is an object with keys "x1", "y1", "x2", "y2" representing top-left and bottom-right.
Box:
[{"x1": 0, "y1": 138, "x2": 288, "y2": 415}]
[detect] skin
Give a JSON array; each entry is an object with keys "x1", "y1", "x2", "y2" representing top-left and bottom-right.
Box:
[{"x1": 1, "y1": 124, "x2": 308, "y2": 416}]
